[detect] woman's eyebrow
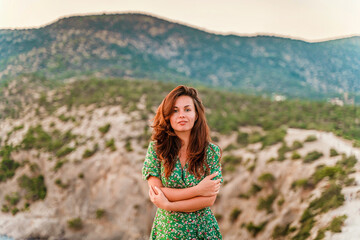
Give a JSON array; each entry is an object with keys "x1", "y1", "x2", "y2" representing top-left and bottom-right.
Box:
[{"x1": 174, "y1": 105, "x2": 191, "y2": 108}]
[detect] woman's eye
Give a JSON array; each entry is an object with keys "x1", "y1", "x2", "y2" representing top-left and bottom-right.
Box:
[
  {"x1": 173, "y1": 109, "x2": 178, "y2": 113},
  {"x1": 185, "y1": 109, "x2": 191, "y2": 112}
]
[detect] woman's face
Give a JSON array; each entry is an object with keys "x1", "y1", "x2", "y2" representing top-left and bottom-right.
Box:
[{"x1": 170, "y1": 95, "x2": 197, "y2": 135}]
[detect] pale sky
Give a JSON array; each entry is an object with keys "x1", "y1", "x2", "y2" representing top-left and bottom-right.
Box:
[{"x1": 0, "y1": 0, "x2": 359, "y2": 42}]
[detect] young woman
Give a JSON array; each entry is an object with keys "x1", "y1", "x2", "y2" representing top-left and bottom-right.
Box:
[{"x1": 142, "y1": 85, "x2": 223, "y2": 239}]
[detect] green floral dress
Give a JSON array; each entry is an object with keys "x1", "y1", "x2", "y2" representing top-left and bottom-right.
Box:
[{"x1": 142, "y1": 141, "x2": 223, "y2": 240}]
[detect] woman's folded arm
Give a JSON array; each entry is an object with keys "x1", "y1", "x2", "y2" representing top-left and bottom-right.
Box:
[
  {"x1": 165, "y1": 195, "x2": 217, "y2": 212},
  {"x1": 147, "y1": 176, "x2": 199, "y2": 201}
]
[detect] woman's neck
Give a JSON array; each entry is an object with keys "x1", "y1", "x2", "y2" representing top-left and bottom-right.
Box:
[{"x1": 175, "y1": 131, "x2": 190, "y2": 149}]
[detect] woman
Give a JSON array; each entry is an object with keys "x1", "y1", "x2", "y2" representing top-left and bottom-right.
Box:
[{"x1": 142, "y1": 85, "x2": 223, "y2": 239}]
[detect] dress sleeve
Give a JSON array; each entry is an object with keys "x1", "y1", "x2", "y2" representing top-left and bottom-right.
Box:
[
  {"x1": 142, "y1": 141, "x2": 161, "y2": 181},
  {"x1": 208, "y1": 144, "x2": 224, "y2": 183}
]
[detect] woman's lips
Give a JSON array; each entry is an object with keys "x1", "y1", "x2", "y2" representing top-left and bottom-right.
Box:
[{"x1": 178, "y1": 121, "x2": 187, "y2": 125}]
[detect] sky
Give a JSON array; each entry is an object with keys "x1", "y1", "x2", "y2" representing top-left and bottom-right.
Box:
[{"x1": 0, "y1": 0, "x2": 360, "y2": 42}]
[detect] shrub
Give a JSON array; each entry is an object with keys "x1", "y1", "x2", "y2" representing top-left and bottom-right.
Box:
[
  {"x1": 314, "y1": 228, "x2": 326, "y2": 240},
  {"x1": 67, "y1": 217, "x2": 83, "y2": 230},
  {"x1": 277, "y1": 143, "x2": 290, "y2": 161},
  {"x1": 105, "y1": 138, "x2": 116, "y2": 151},
  {"x1": 247, "y1": 164, "x2": 256, "y2": 172},
  {"x1": 83, "y1": 144, "x2": 99, "y2": 158},
  {"x1": 237, "y1": 132, "x2": 249, "y2": 146},
  {"x1": 330, "y1": 148, "x2": 339, "y2": 157},
  {"x1": 257, "y1": 192, "x2": 277, "y2": 213},
  {"x1": 11, "y1": 207, "x2": 19, "y2": 215},
  {"x1": 78, "y1": 173, "x2": 84, "y2": 179},
  {"x1": 98, "y1": 123, "x2": 111, "y2": 134},
  {"x1": 337, "y1": 155, "x2": 357, "y2": 169},
  {"x1": 304, "y1": 151, "x2": 323, "y2": 163},
  {"x1": 17, "y1": 174, "x2": 47, "y2": 201},
  {"x1": 277, "y1": 198, "x2": 285, "y2": 206},
  {"x1": 291, "y1": 179, "x2": 314, "y2": 190},
  {"x1": 125, "y1": 139, "x2": 133, "y2": 152},
  {"x1": 29, "y1": 162, "x2": 40, "y2": 173},
  {"x1": 214, "y1": 213, "x2": 223, "y2": 221},
  {"x1": 261, "y1": 128, "x2": 287, "y2": 149},
  {"x1": 328, "y1": 215, "x2": 347, "y2": 233},
  {"x1": 224, "y1": 144, "x2": 237, "y2": 151},
  {"x1": 309, "y1": 184, "x2": 344, "y2": 213},
  {"x1": 96, "y1": 209, "x2": 106, "y2": 219},
  {"x1": 292, "y1": 209, "x2": 315, "y2": 240},
  {"x1": 290, "y1": 140, "x2": 303, "y2": 151},
  {"x1": 245, "y1": 221, "x2": 268, "y2": 237},
  {"x1": 5, "y1": 192, "x2": 20, "y2": 206},
  {"x1": 258, "y1": 173, "x2": 275, "y2": 184},
  {"x1": 55, "y1": 178, "x2": 68, "y2": 189},
  {"x1": 56, "y1": 146, "x2": 74, "y2": 158},
  {"x1": 272, "y1": 223, "x2": 291, "y2": 239},
  {"x1": 230, "y1": 208, "x2": 242, "y2": 222},
  {"x1": 248, "y1": 132, "x2": 262, "y2": 144},
  {"x1": 291, "y1": 151, "x2": 301, "y2": 160},
  {"x1": 248, "y1": 183, "x2": 262, "y2": 196},
  {"x1": 53, "y1": 159, "x2": 68, "y2": 172},
  {"x1": 1, "y1": 204, "x2": 9, "y2": 213},
  {"x1": 305, "y1": 135, "x2": 317, "y2": 142},
  {"x1": 0, "y1": 145, "x2": 20, "y2": 182},
  {"x1": 312, "y1": 166, "x2": 344, "y2": 184}
]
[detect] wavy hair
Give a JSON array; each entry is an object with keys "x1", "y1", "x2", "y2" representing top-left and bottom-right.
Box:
[{"x1": 151, "y1": 85, "x2": 211, "y2": 179}]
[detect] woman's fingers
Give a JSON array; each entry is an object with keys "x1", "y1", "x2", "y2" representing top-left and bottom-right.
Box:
[
  {"x1": 208, "y1": 172, "x2": 219, "y2": 179},
  {"x1": 155, "y1": 186, "x2": 163, "y2": 196}
]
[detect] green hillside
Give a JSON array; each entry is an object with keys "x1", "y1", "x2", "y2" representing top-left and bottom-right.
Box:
[{"x1": 0, "y1": 13, "x2": 359, "y2": 101}]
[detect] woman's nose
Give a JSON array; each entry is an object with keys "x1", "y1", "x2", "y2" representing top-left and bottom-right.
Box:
[{"x1": 179, "y1": 110, "x2": 185, "y2": 117}]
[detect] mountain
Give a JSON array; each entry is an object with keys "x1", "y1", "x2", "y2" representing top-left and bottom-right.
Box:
[
  {"x1": 0, "y1": 76, "x2": 360, "y2": 239},
  {"x1": 0, "y1": 13, "x2": 360, "y2": 101}
]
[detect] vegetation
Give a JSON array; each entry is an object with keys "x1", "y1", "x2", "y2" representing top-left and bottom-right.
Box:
[
  {"x1": 56, "y1": 146, "x2": 75, "y2": 158},
  {"x1": 330, "y1": 148, "x2": 339, "y2": 157},
  {"x1": 291, "y1": 151, "x2": 301, "y2": 160},
  {"x1": 96, "y1": 209, "x2": 106, "y2": 219},
  {"x1": 5, "y1": 192, "x2": 20, "y2": 206},
  {"x1": 98, "y1": 123, "x2": 111, "y2": 134},
  {"x1": 305, "y1": 135, "x2": 317, "y2": 142},
  {"x1": 290, "y1": 140, "x2": 303, "y2": 151},
  {"x1": 291, "y1": 179, "x2": 314, "y2": 190},
  {"x1": 17, "y1": 174, "x2": 47, "y2": 201},
  {"x1": 125, "y1": 139, "x2": 133, "y2": 152},
  {"x1": 55, "y1": 178, "x2": 68, "y2": 189},
  {"x1": 272, "y1": 223, "x2": 292, "y2": 239},
  {"x1": 257, "y1": 192, "x2": 277, "y2": 213},
  {"x1": 21, "y1": 125, "x2": 77, "y2": 155},
  {"x1": 293, "y1": 183, "x2": 345, "y2": 240},
  {"x1": 4, "y1": 76, "x2": 360, "y2": 148},
  {"x1": 230, "y1": 208, "x2": 242, "y2": 222},
  {"x1": 105, "y1": 138, "x2": 116, "y2": 151},
  {"x1": 303, "y1": 151, "x2": 323, "y2": 163},
  {"x1": 328, "y1": 215, "x2": 347, "y2": 233},
  {"x1": 53, "y1": 159, "x2": 68, "y2": 172},
  {"x1": 245, "y1": 221, "x2": 268, "y2": 237},
  {"x1": 258, "y1": 173, "x2": 276, "y2": 184},
  {"x1": 83, "y1": 144, "x2": 99, "y2": 158},
  {"x1": 222, "y1": 155, "x2": 242, "y2": 172},
  {"x1": 0, "y1": 144, "x2": 20, "y2": 182},
  {"x1": 67, "y1": 217, "x2": 83, "y2": 230},
  {"x1": 277, "y1": 142, "x2": 290, "y2": 161}
]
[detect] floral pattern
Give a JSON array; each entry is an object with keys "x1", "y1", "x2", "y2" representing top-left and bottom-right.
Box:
[{"x1": 142, "y1": 141, "x2": 223, "y2": 240}]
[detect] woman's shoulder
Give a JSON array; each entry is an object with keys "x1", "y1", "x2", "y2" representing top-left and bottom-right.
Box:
[{"x1": 207, "y1": 142, "x2": 221, "y2": 156}]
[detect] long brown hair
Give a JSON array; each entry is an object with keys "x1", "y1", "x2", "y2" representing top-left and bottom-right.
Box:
[{"x1": 151, "y1": 85, "x2": 211, "y2": 179}]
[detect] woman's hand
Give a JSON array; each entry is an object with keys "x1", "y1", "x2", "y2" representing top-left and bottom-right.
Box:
[
  {"x1": 149, "y1": 185, "x2": 171, "y2": 210},
  {"x1": 196, "y1": 172, "x2": 221, "y2": 197}
]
